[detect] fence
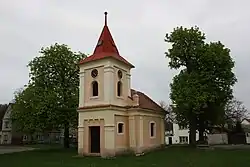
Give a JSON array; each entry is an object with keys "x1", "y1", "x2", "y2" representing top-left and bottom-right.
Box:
[{"x1": 207, "y1": 133, "x2": 228, "y2": 145}]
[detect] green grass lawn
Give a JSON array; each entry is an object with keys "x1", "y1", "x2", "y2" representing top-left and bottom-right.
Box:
[{"x1": 1, "y1": 147, "x2": 250, "y2": 167}]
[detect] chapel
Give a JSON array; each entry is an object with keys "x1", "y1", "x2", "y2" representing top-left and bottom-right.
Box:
[{"x1": 77, "y1": 12, "x2": 166, "y2": 157}]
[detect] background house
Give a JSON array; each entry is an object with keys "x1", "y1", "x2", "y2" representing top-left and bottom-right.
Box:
[
  {"x1": 242, "y1": 119, "x2": 250, "y2": 125},
  {"x1": 241, "y1": 119, "x2": 250, "y2": 144},
  {"x1": 0, "y1": 103, "x2": 23, "y2": 144},
  {"x1": 0, "y1": 103, "x2": 76, "y2": 145},
  {"x1": 207, "y1": 120, "x2": 250, "y2": 145},
  {"x1": 0, "y1": 103, "x2": 13, "y2": 144},
  {"x1": 165, "y1": 122, "x2": 199, "y2": 145}
]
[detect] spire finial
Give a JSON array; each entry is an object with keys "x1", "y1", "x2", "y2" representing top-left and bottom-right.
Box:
[{"x1": 104, "y1": 12, "x2": 108, "y2": 26}]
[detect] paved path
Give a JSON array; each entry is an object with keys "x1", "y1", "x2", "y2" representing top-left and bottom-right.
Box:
[
  {"x1": 212, "y1": 144, "x2": 250, "y2": 150},
  {"x1": 0, "y1": 146, "x2": 37, "y2": 154}
]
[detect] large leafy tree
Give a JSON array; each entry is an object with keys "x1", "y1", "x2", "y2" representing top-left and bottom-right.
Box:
[
  {"x1": 165, "y1": 27, "x2": 206, "y2": 145},
  {"x1": 12, "y1": 43, "x2": 86, "y2": 148},
  {"x1": 195, "y1": 41, "x2": 236, "y2": 142},
  {"x1": 12, "y1": 85, "x2": 46, "y2": 134},
  {"x1": 165, "y1": 26, "x2": 236, "y2": 145}
]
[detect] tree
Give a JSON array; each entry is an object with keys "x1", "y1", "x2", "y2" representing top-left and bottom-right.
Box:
[
  {"x1": 165, "y1": 26, "x2": 207, "y2": 146},
  {"x1": 234, "y1": 121, "x2": 243, "y2": 133},
  {"x1": 170, "y1": 70, "x2": 203, "y2": 145},
  {"x1": 159, "y1": 101, "x2": 167, "y2": 110},
  {"x1": 165, "y1": 26, "x2": 237, "y2": 145},
  {"x1": 224, "y1": 98, "x2": 248, "y2": 126},
  {"x1": 12, "y1": 85, "x2": 45, "y2": 134},
  {"x1": 159, "y1": 101, "x2": 176, "y2": 123},
  {"x1": 195, "y1": 41, "x2": 237, "y2": 142},
  {"x1": 159, "y1": 101, "x2": 176, "y2": 133},
  {"x1": 12, "y1": 43, "x2": 86, "y2": 148}
]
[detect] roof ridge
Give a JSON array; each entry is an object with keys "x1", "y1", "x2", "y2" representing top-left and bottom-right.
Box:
[
  {"x1": 140, "y1": 91, "x2": 162, "y2": 108},
  {"x1": 131, "y1": 89, "x2": 165, "y2": 112}
]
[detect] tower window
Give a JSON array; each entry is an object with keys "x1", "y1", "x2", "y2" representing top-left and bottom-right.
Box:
[
  {"x1": 92, "y1": 81, "x2": 98, "y2": 96},
  {"x1": 118, "y1": 70, "x2": 123, "y2": 79},
  {"x1": 117, "y1": 81, "x2": 122, "y2": 97}
]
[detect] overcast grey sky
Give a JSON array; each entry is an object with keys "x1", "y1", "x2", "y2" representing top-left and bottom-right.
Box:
[{"x1": 0, "y1": 0, "x2": 249, "y2": 109}]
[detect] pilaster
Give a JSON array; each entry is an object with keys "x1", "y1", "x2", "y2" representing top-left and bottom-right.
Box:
[
  {"x1": 103, "y1": 64, "x2": 115, "y2": 104},
  {"x1": 79, "y1": 71, "x2": 85, "y2": 108},
  {"x1": 104, "y1": 125, "x2": 115, "y2": 156},
  {"x1": 139, "y1": 116, "x2": 144, "y2": 147},
  {"x1": 129, "y1": 116, "x2": 136, "y2": 148},
  {"x1": 160, "y1": 117, "x2": 165, "y2": 145},
  {"x1": 126, "y1": 73, "x2": 131, "y2": 96},
  {"x1": 78, "y1": 126, "x2": 84, "y2": 154}
]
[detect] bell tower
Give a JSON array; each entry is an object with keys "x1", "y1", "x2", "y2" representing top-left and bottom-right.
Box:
[{"x1": 78, "y1": 12, "x2": 134, "y2": 109}]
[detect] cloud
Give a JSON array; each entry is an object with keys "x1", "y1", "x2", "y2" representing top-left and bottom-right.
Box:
[{"x1": 0, "y1": 0, "x2": 249, "y2": 110}]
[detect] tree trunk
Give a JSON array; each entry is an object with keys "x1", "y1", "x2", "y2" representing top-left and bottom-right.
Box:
[
  {"x1": 198, "y1": 113, "x2": 205, "y2": 143},
  {"x1": 198, "y1": 126, "x2": 205, "y2": 143},
  {"x1": 186, "y1": 66, "x2": 197, "y2": 147},
  {"x1": 64, "y1": 122, "x2": 70, "y2": 148},
  {"x1": 189, "y1": 114, "x2": 197, "y2": 147},
  {"x1": 30, "y1": 133, "x2": 34, "y2": 144},
  {"x1": 189, "y1": 127, "x2": 196, "y2": 147}
]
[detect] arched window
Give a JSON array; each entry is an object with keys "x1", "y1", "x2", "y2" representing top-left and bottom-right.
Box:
[
  {"x1": 92, "y1": 81, "x2": 98, "y2": 96},
  {"x1": 117, "y1": 81, "x2": 122, "y2": 96},
  {"x1": 117, "y1": 122, "x2": 124, "y2": 134}
]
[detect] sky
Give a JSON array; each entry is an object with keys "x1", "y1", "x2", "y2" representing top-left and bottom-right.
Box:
[{"x1": 0, "y1": 0, "x2": 249, "y2": 110}]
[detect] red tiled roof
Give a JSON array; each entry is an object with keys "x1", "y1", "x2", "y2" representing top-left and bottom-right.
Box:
[
  {"x1": 79, "y1": 12, "x2": 134, "y2": 68},
  {"x1": 131, "y1": 89, "x2": 165, "y2": 113}
]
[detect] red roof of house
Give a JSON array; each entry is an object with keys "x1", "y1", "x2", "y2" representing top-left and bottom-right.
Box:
[
  {"x1": 131, "y1": 89, "x2": 165, "y2": 113},
  {"x1": 79, "y1": 12, "x2": 134, "y2": 68}
]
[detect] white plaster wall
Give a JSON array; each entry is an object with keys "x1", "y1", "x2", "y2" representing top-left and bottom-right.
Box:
[
  {"x1": 0, "y1": 105, "x2": 12, "y2": 144},
  {"x1": 242, "y1": 121, "x2": 250, "y2": 144},
  {"x1": 165, "y1": 123, "x2": 199, "y2": 144},
  {"x1": 2, "y1": 105, "x2": 12, "y2": 131},
  {"x1": 242, "y1": 120, "x2": 250, "y2": 125},
  {"x1": 1, "y1": 119, "x2": 12, "y2": 132},
  {"x1": 246, "y1": 137, "x2": 250, "y2": 144},
  {"x1": 0, "y1": 132, "x2": 12, "y2": 144},
  {"x1": 78, "y1": 109, "x2": 116, "y2": 152},
  {"x1": 246, "y1": 133, "x2": 250, "y2": 144},
  {"x1": 79, "y1": 58, "x2": 132, "y2": 108},
  {"x1": 78, "y1": 109, "x2": 114, "y2": 128}
]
